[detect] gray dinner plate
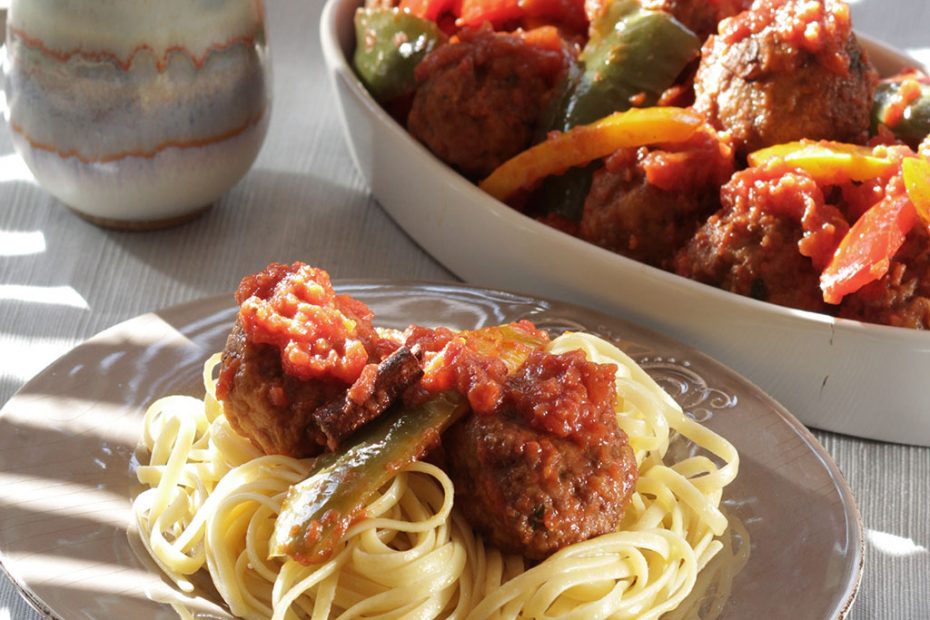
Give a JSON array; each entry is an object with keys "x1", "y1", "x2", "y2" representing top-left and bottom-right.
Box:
[{"x1": 0, "y1": 282, "x2": 862, "y2": 619}]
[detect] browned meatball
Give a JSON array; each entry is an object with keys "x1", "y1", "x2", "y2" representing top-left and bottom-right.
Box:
[
  {"x1": 580, "y1": 128, "x2": 734, "y2": 269},
  {"x1": 220, "y1": 321, "x2": 422, "y2": 456},
  {"x1": 694, "y1": 0, "x2": 878, "y2": 156},
  {"x1": 216, "y1": 263, "x2": 417, "y2": 457},
  {"x1": 642, "y1": 0, "x2": 752, "y2": 40},
  {"x1": 407, "y1": 26, "x2": 568, "y2": 179},
  {"x1": 218, "y1": 321, "x2": 339, "y2": 457},
  {"x1": 840, "y1": 226, "x2": 930, "y2": 328},
  {"x1": 675, "y1": 163, "x2": 849, "y2": 313},
  {"x1": 444, "y1": 350, "x2": 638, "y2": 560}
]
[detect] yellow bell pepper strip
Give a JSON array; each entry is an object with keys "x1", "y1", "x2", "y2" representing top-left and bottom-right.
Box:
[
  {"x1": 820, "y1": 190, "x2": 918, "y2": 305},
  {"x1": 479, "y1": 107, "x2": 703, "y2": 203},
  {"x1": 903, "y1": 156, "x2": 930, "y2": 226},
  {"x1": 748, "y1": 140, "x2": 896, "y2": 185}
]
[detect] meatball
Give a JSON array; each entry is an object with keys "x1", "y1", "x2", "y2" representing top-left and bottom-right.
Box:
[
  {"x1": 675, "y1": 163, "x2": 849, "y2": 313},
  {"x1": 580, "y1": 128, "x2": 734, "y2": 269},
  {"x1": 840, "y1": 221, "x2": 930, "y2": 329},
  {"x1": 407, "y1": 26, "x2": 568, "y2": 179},
  {"x1": 217, "y1": 263, "x2": 414, "y2": 457},
  {"x1": 445, "y1": 350, "x2": 638, "y2": 560},
  {"x1": 218, "y1": 321, "x2": 339, "y2": 457},
  {"x1": 642, "y1": 0, "x2": 752, "y2": 40},
  {"x1": 693, "y1": 0, "x2": 878, "y2": 156}
]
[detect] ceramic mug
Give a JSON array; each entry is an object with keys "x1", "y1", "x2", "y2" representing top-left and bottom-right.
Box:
[{"x1": 3, "y1": 0, "x2": 270, "y2": 229}]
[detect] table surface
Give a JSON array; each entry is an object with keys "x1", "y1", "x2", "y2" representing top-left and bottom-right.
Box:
[{"x1": 1, "y1": 1, "x2": 928, "y2": 619}]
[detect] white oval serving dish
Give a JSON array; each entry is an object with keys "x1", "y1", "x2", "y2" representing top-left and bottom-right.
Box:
[{"x1": 320, "y1": 0, "x2": 930, "y2": 446}]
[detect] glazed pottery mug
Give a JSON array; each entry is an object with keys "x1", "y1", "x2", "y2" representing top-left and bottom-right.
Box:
[{"x1": 3, "y1": 0, "x2": 270, "y2": 229}]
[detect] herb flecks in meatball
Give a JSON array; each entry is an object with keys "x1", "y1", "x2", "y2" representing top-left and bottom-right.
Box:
[
  {"x1": 445, "y1": 350, "x2": 637, "y2": 560},
  {"x1": 694, "y1": 0, "x2": 878, "y2": 156},
  {"x1": 407, "y1": 26, "x2": 569, "y2": 180}
]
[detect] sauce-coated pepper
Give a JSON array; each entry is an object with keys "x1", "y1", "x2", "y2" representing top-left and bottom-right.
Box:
[
  {"x1": 353, "y1": 8, "x2": 446, "y2": 102},
  {"x1": 533, "y1": 0, "x2": 700, "y2": 220}
]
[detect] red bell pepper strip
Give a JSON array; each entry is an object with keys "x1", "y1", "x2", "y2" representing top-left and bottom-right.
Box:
[
  {"x1": 820, "y1": 191, "x2": 919, "y2": 305},
  {"x1": 458, "y1": 0, "x2": 522, "y2": 26},
  {"x1": 399, "y1": 0, "x2": 460, "y2": 21},
  {"x1": 458, "y1": 0, "x2": 586, "y2": 31}
]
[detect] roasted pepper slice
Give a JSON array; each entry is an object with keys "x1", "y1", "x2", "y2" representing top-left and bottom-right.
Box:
[
  {"x1": 270, "y1": 392, "x2": 469, "y2": 564},
  {"x1": 903, "y1": 156, "x2": 930, "y2": 226},
  {"x1": 398, "y1": 0, "x2": 459, "y2": 22},
  {"x1": 457, "y1": 0, "x2": 587, "y2": 33},
  {"x1": 748, "y1": 140, "x2": 896, "y2": 184},
  {"x1": 480, "y1": 107, "x2": 703, "y2": 202},
  {"x1": 872, "y1": 72, "x2": 930, "y2": 149},
  {"x1": 820, "y1": 192, "x2": 919, "y2": 305},
  {"x1": 353, "y1": 8, "x2": 446, "y2": 102}
]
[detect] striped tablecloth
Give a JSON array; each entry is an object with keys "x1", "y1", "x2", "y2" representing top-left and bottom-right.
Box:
[{"x1": 0, "y1": 1, "x2": 927, "y2": 618}]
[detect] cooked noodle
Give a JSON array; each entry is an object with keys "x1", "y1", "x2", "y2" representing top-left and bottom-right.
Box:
[{"x1": 133, "y1": 333, "x2": 740, "y2": 619}]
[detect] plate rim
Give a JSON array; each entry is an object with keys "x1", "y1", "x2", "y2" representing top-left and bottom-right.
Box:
[{"x1": 0, "y1": 281, "x2": 865, "y2": 620}]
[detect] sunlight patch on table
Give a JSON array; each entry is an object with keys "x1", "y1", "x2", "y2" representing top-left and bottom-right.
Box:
[
  {"x1": 866, "y1": 529, "x2": 928, "y2": 557},
  {"x1": 0, "y1": 284, "x2": 88, "y2": 309},
  {"x1": 0, "y1": 335, "x2": 76, "y2": 382},
  {"x1": 0, "y1": 153, "x2": 35, "y2": 185},
  {"x1": 0, "y1": 231, "x2": 45, "y2": 257}
]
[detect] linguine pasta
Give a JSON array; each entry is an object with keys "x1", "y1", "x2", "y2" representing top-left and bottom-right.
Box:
[{"x1": 133, "y1": 332, "x2": 740, "y2": 619}]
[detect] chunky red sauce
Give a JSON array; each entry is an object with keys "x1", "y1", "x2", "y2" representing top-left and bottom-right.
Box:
[
  {"x1": 639, "y1": 128, "x2": 735, "y2": 194},
  {"x1": 405, "y1": 322, "x2": 617, "y2": 444},
  {"x1": 722, "y1": 162, "x2": 849, "y2": 271},
  {"x1": 506, "y1": 349, "x2": 618, "y2": 445},
  {"x1": 721, "y1": 0, "x2": 851, "y2": 74},
  {"x1": 233, "y1": 262, "x2": 374, "y2": 384},
  {"x1": 403, "y1": 321, "x2": 548, "y2": 413}
]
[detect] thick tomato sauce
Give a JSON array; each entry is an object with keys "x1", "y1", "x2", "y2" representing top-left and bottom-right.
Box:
[
  {"x1": 405, "y1": 322, "x2": 618, "y2": 446},
  {"x1": 721, "y1": 0, "x2": 852, "y2": 74},
  {"x1": 402, "y1": 321, "x2": 548, "y2": 414},
  {"x1": 506, "y1": 349, "x2": 619, "y2": 445},
  {"x1": 221, "y1": 263, "x2": 377, "y2": 390}
]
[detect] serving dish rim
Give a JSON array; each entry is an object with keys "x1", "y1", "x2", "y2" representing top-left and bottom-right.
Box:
[{"x1": 319, "y1": 0, "x2": 930, "y2": 344}]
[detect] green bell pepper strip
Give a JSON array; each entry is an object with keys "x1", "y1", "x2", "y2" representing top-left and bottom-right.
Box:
[
  {"x1": 270, "y1": 392, "x2": 469, "y2": 564},
  {"x1": 533, "y1": 0, "x2": 700, "y2": 220},
  {"x1": 269, "y1": 323, "x2": 548, "y2": 565},
  {"x1": 872, "y1": 75, "x2": 930, "y2": 149},
  {"x1": 353, "y1": 8, "x2": 446, "y2": 102}
]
